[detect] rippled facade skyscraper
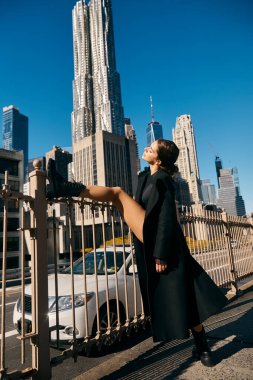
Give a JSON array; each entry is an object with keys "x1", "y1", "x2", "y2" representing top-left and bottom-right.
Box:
[
  {"x1": 71, "y1": 1, "x2": 138, "y2": 225},
  {"x1": 71, "y1": 0, "x2": 124, "y2": 142}
]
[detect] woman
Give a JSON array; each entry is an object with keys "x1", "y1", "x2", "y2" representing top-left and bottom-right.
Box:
[{"x1": 47, "y1": 139, "x2": 227, "y2": 367}]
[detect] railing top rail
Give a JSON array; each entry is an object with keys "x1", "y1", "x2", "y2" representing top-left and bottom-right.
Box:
[
  {"x1": 47, "y1": 197, "x2": 113, "y2": 208},
  {"x1": 0, "y1": 190, "x2": 33, "y2": 203}
]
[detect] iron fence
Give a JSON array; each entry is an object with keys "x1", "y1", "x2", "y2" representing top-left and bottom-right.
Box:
[{"x1": 0, "y1": 164, "x2": 253, "y2": 379}]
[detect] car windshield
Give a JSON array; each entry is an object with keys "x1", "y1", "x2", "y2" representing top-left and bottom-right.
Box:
[{"x1": 63, "y1": 250, "x2": 130, "y2": 275}]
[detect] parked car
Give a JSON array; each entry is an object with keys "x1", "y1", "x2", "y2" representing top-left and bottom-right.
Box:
[{"x1": 13, "y1": 246, "x2": 142, "y2": 346}]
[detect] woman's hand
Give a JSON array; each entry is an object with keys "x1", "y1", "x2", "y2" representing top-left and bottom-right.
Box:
[{"x1": 155, "y1": 258, "x2": 167, "y2": 273}]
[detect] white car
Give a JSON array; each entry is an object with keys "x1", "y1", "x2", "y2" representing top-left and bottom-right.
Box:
[{"x1": 13, "y1": 246, "x2": 142, "y2": 346}]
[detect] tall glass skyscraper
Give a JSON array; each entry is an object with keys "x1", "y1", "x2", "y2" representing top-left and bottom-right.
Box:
[
  {"x1": 146, "y1": 121, "x2": 163, "y2": 147},
  {"x1": 72, "y1": 0, "x2": 124, "y2": 143},
  {"x1": 215, "y1": 156, "x2": 222, "y2": 188},
  {"x1": 146, "y1": 97, "x2": 163, "y2": 146},
  {"x1": 201, "y1": 179, "x2": 217, "y2": 205},
  {"x1": 2, "y1": 105, "x2": 28, "y2": 180},
  {"x1": 218, "y1": 168, "x2": 246, "y2": 216}
]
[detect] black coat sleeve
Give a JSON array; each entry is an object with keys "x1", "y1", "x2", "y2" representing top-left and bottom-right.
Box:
[{"x1": 152, "y1": 180, "x2": 177, "y2": 262}]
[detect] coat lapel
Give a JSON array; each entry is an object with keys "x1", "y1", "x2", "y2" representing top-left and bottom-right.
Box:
[
  {"x1": 144, "y1": 170, "x2": 170, "y2": 220},
  {"x1": 135, "y1": 170, "x2": 150, "y2": 203}
]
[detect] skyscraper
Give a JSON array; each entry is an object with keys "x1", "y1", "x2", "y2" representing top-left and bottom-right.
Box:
[
  {"x1": 218, "y1": 168, "x2": 246, "y2": 216},
  {"x1": 71, "y1": 0, "x2": 138, "y2": 224},
  {"x1": 215, "y1": 156, "x2": 222, "y2": 188},
  {"x1": 124, "y1": 118, "x2": 141, "y2": 173},
  {"x1": 72, "y1": 0, "x2": 124, "y2": 142},
  {"x1": 201, "y1": 179, "x2": 217, "y2": 205},
  {"x1": 172, "y1": 115, "x2": 202, "y2": 203},
  {"x1": 2, "y1": 105, "x2": 28, "y2": 180},
  {"x1": 146, "y1": 97, "x2": 163, "y2": 146},
  {"x1": 0, "y1": 148, "x2": 24, "y2": 269}
]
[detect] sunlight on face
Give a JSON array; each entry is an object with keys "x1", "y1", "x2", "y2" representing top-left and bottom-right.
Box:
[{"x1": 142, "y1": 141, "x2": 159, "y2": 164}]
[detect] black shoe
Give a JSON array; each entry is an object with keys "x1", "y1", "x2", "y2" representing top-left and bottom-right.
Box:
[
  {"x1": 191, "y1": 327, "x2": 214, "y2": 367},
  {"x1": 46, "y1": 158, "x2": 86, "y2": 199}
]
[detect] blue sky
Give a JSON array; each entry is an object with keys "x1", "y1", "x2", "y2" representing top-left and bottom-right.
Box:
[{"x1": 0, "y1": 0, "x2": 252, "y2": 212}]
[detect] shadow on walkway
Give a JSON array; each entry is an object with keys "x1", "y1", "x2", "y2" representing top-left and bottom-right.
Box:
[{"x1": 101, "y1": 294, "x2": 253, "y2": 380}]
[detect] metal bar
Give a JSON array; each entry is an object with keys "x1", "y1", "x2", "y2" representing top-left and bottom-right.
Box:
[
  {"x1": 211, "y1": 212, "x2": 222, "y2": 286},
  {"x1": 189, "y1": 207, "x2": 196, "y2": 256},
  {"x1": 0, "y1": 172, "x2": 8, "y2": 372},
  {"x1": 67, "y1": 202, "x2": 77, "y2": 347},
  {"x1": 120, "y1": 217, "x2": 129, "y2": 325},
  {"x1": 91, "y1": 204, "x2": 100, "y2": 337},
  {"x1": 222, "y1": 212, "x2": 238, "y2": 294},
  {"x1": 128, "y1": 230, "x2": 138, "y2": 321},
  {"x1": 21, "y1": 206, "x2": 26, "y2": 364},
  {"x1": 53, "y1": 209, "x2": 60, "y2": 348},
  {"x1": 80, "y1": 203, "x2": 89, "y2": 339},
  {"x1": 110, "y1": 207, "x2": 121, "y2": 328},
  {"x1": 0, "y1": 190, "x2": 33, "y2": 203},
  {"x1": 30, "y1": 209, "x2": 36, "y2": 343},
  {"x1": 101, "y1": 205, "x2": 111, "y2": 332}
]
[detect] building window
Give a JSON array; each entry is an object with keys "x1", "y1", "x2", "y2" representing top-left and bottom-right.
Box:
[
  {"x1": 0, "y1": 218, "x2": 19, "y2": 232},
  {"x1": 0, "y1": 199, "x2": 19, "y2": 212},
  {"x1": 0, "y1": 159, "x2": 19, "y2": 176},
  {"x1": 0, "y1": 237, "x2": 19, "y2": 252},
  {"x1": 0, "y1": 256, "x2": 19, "y2": 270}
]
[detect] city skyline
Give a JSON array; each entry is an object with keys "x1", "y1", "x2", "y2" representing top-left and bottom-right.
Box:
[{"x1": 0, "y1": 0, "x2": 252, "y2": 212}]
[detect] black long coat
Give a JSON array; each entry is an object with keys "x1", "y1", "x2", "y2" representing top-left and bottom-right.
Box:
[{"x1": 134, "y1": 169, "x2": 227, "y2": 342}]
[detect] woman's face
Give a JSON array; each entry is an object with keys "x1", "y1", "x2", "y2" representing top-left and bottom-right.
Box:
[{"x1": 142, "y1": 141, "x2": 159, "y2": 164}]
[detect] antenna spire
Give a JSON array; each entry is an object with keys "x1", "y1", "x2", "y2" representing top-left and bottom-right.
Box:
[{"x1": 150, "y1": 96, "x2": 155, "y2": 123}]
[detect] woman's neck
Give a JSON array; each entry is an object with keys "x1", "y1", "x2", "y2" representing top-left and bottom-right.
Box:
[{"x1": 149, "y1": 164, "x2": 159, "y2": 175}]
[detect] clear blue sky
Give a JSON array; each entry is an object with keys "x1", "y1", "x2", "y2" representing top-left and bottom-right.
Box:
[{"x1": 0, "y1": 0, "x2": 252, "y2": 212}]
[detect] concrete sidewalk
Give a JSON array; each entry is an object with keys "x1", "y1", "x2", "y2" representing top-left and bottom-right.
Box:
[{"x1": 75, "y1": 283, "x2": 253, "y2": 380}]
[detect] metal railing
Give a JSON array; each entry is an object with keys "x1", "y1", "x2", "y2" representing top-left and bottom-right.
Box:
[{"x1": 0, "y1": 164, "x2": 253, "y2": 379}]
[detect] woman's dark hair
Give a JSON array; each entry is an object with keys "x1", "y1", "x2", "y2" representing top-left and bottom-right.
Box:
[{"x1": 156, "y1": 139, "x2": 179, "y2": 175}]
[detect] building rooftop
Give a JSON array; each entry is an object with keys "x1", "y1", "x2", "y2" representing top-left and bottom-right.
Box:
[{"x1": 2, "y1": 105, "x2": 19, "y2": 112}]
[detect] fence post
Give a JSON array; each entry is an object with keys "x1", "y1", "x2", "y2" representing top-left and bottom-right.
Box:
[
  {"x1": 222, "y1": 211, "x2": 238, "y2": 295},
  {"x1": 247, "y1": 215, "x2": 253, "y2": 245},
  {"x1": 29, "y1": 160, "x2": 51, "y2": 379}
]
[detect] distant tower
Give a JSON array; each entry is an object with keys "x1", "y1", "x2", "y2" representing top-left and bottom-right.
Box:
[
  {"x1": 0, "y1": 148, "x2": 24, "y2": 269},
  {"x1": 215, "y1": 156, "x2": 222, "y2": 188},
  {"x1": 146, "y1": 96, "x2": 163, "y2": 146},
  {"x1": 201, "y1": 179, "x2": 217, "y2": 205},
  {"x1": 2, "y1": 105, "x2": 28, "y2": 180},
  {"x1": 218, "y1": 168, "x2": 246, "y2": 216},
  {"x1": 172, "y1": 115, "x2": 202, "y2": 203},
  {"x1": 124, "y1": 118, "x2": 141, "y2": 173}
]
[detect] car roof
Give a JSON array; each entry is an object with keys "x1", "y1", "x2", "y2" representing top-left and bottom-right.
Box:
[{"x1": 91, "y1": 246, "x2": 132, "y2": 252}]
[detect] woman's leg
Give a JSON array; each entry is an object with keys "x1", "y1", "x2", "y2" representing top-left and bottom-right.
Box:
[
  {"x1": 47, "y1": 158, "x2": 145, "y2": 241},
  {"x1": 80, "y1": 186, "x2": 145, "y2": 243}
]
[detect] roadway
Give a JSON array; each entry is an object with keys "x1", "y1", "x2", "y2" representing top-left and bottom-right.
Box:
[{"x1": 0, "y1": 286, "x2": 150, "y2": 379}]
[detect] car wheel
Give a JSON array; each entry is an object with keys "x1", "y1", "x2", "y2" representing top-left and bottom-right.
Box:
[
  {"x1": 92, "y1": 302, "x2": 126, "y2": 345},
  {"x1": 99, "y1": 305, "x2": 118, "y2": 334}
]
